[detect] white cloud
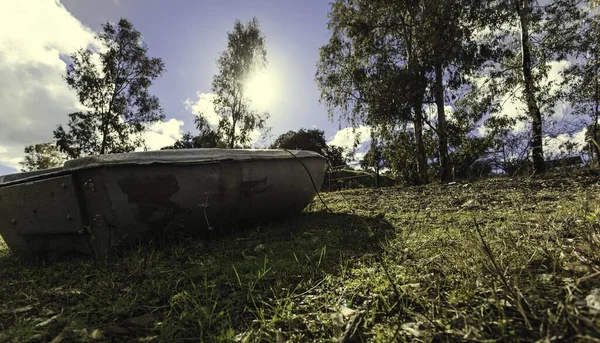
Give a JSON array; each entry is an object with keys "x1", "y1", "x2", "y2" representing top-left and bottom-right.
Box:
[
  {"x1": 0, "y1": 145, "x2": 21, "y2": 170},
  {"x1": 0, "y1": 0, "x2": 98, "y2": 169},
  {"x1": 328, "y1": 126, "x2": 371, "y2": 151},
  {"x1": 544, "y1": 127, "x2": 588, "y2": 158},
  {"x1": 184, "y1": 92, "x2": 220, "y2": 125},
  {"x1": 425, "y1": 104, "x2": 456, "y2": 123},
  {"x1": 327, "y1": 126, "x2": 372, "y2": 168},
  {"x1": 248, "y1": 129, "x2": 262, "y2": 146},
  {"x1": 353, "y1": 152, "x2": 366, "y2": 161},
  {"x1": 543, "y1": 60, "x2": 570, "y2": 96},
  {"x1": 137, "y1": 119, "x2": 185, "y2": 151}
]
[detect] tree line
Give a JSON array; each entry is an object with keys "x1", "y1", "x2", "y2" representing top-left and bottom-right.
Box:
[
  {"x1": 317, "y1": 0, "x2": 600, "y2": 184},
  {"x1": 20, "y1": 1, "x2": 600, "y2": 186}
]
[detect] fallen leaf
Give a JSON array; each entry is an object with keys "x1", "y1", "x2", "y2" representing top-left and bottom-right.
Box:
[
  {"x1": 254, "y1": 244, "x2": 266, "y2": 253},
  {"x1": 586, "y1": 288, "x2": 600, "y2": 314},
  {"x1": 341, "y1": 307, "x2": 358, "y2": 318},
  {"x1": 35, "y1": 314, "x2": 60, "y2": 328},
  {"x1": 90, "y1": 329, "x2": 103, "y2": 339}
]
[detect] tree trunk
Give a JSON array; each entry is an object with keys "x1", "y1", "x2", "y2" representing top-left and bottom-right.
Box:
[
  {"x1": 413, "y1": 103, "x2": 429, "y2": 185},
  {"x1": 593, "y1": 56, "x2": 600, "y2": 167},
  {"x1": 519, "y1": 0, "x2": 545, "y2": 174},
  {"x1": 229, "y1": 91, "x2": 241, "y2": 149},
  {"x1": 434, "y1": 60, "x2": 451, "y2": 182},
  {"x1": 375, "y1": 147, "x2": 380, "y2": 188},
  {"x1": 100, "y1": 114, "x2": 108, "y2": 155},
  {"x1": 229, "y1": 119, "x2": 237, "y2": 149}
]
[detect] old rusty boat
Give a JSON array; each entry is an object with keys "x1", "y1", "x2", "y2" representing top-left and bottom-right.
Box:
[{"x1": 0, "y1": 149, "x2": 326, "y2": 256}]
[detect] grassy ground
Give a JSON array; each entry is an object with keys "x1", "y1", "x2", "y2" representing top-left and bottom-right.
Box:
[{"x1": 1, "y1": 170, "x2": 600, "y2": 342}]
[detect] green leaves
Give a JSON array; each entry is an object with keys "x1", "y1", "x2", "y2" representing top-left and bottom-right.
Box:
[
  {"x1": 54, "y1": 18, "x2": 165, "y2": 158},
  {"x1": 211, "y1": 18, "x2": 270, "y2": 149},
  {"x1": 19, "y1": 142, "x2": 65, "y2": 172},
  {"x1": 317, "y1": 0, "x2": 486, "y2": 183},
  {"x1": 270, "y1": 128, "x2": 347, "y2": 167}
]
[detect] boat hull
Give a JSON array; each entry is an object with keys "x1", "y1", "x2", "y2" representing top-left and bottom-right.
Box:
[{"x1": 0, "y1": 149, "x2": 326, "y2": 256}]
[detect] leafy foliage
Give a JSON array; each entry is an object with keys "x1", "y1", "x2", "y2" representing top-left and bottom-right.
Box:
[
  {"x1": 318, "y1": 3, "x2": 431, "y2": 181},
  {"x1": 473, "y1": 0, "x2": 586, "y2": 173},
  {"x1": 212, "y1": 18, "x2": 270, "y2": 149},
  {"x1": 270, "y1": 128, "x2": 347, "y2": 167},
  {"x1": 560, "y1": 4, "x2": 600, "y2": 165},
  {"x1": 317, "y1": 0, "x2": 490, "y2": 184},
  {"x1": 318, "y1": 0, "x2": 592, "y2": 182},
  {"x1": 19, "y1": 142, "x2": 65, "y2": 172},
  {"x1": 53, "y1": 18, "x2": 165, "y2": 158},
  {"x1": 360, "y1": 138, "x2": 385, "y2": 173}
]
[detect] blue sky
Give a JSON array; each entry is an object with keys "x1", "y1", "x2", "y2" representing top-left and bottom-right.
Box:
[
  {"x1": 61, "y1": 0, "x2": 336, "y2": 133},
  {"x1": 0, "y1": 0, "x2": 365, "y2": 176}
]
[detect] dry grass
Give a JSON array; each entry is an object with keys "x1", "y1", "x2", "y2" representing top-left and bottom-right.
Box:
[{"x1": 1, "y1": 170, "x2": 599, "y2": 342}]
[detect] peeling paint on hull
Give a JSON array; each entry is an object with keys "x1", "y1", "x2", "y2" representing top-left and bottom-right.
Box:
[{"x1": 0, "y1": 149, "x2": 326, "y2": 256}]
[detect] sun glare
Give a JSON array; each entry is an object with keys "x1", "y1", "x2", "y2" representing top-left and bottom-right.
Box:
[{"x1": 244, "y1": 69, "x2": 277, "y2": 112}]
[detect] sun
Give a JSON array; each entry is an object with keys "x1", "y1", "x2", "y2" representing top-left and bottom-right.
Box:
[{"x1": 244, "y1": 69, "x2": 277, "y2": 112}]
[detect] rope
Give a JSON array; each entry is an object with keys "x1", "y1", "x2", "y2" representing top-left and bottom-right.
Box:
[{"x1": 283, "y1": 149, "x2": 333, "y2": 214}]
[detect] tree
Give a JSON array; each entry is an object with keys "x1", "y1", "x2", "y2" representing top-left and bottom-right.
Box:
[
  {"x1": 561, "y1": 2, "x2": 600, "y2": 166},
  {"x1": 162, "y1": 116, "x2": 224, "y2": 150},
  {"x1": 324, "y1": 145, "x2": 347, "y2": 168},
  {"x1": 317, "y1": 0, "x2": 432, "y2": 184},
  {"x1": 53, "y1": 18, "x2": 165, "y2": 159},
  {"x1": 318, "y1": 0, "x2": 491, "y2": 184},
  {"x1": 476, "y1": 0, "x2": 585, "y2": 174},
  {"x1": 379, "y1": 123, "x2": 438, "y2": 185},
  {"x1": 271, "y1": 128, "x2": 328, "y2": 154},
  {"x1": 212, "y1": 18, "x2": 270, "y2": 149},
  {"x1": 20, "y1": 142, "x2": 65, "y2": 172},
  {"x1": 270, "y1": 128, "x2": 347, "y2": 167},
  {"x1": 421, "y1": 0, "x2": 485, "y2": 182}
]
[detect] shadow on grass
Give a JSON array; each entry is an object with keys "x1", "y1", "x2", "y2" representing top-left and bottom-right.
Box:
[{"x1": 0, "y1": 210, "x2": 394, "y2": 342}]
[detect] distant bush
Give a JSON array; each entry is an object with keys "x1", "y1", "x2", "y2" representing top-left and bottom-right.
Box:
[{"x1": 321, "y1": 168, "x2": 396, "y2": 191}]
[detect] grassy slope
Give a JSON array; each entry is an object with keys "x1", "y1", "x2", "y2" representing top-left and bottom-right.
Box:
[{"x1": 1, "y1": 171, "x2": 600, "y2": 342}]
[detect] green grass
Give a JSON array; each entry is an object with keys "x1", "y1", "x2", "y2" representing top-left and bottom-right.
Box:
[{"x1": 1, "y1": 170, "x2": 600, "y2": 342}]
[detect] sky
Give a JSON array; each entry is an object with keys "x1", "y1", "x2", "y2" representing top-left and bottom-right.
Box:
[{"x1": 0, "y1": 0, "x2": 366, "y2": 176}]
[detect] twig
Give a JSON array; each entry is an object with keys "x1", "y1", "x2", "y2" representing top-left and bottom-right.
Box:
[
  {"x1": 292, "y1": 278, "x2": 327, "y2": 299},
  {"x1": 339, "y1": 311, "x2": 365, "y2": 343},
  {"x1": 198, "y1": 191, "x2": 213, "y2": 230},
  {"x1": 576, "y1": 271, "x2": 600, "y2": 286}
]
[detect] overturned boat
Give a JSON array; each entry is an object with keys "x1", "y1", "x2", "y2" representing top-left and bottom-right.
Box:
[{"x1": 0, "y1": 149, "x2": 326, "y2": 256}]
